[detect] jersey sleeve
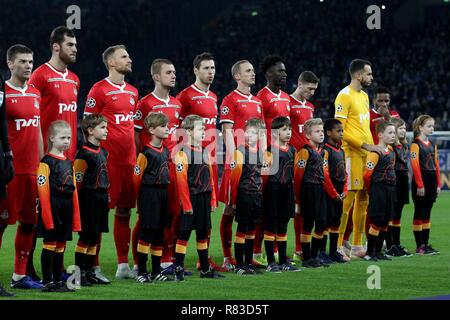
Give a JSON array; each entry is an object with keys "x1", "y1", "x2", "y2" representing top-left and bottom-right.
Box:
[
  {"x1": 219, "y1": 95, "x2": 236, "y2": 125},
  {"x1": 323, "y1": 150, "x2": 339, "y2": 199},
  {"x1": 134, "y1": 98, "x2": 149, "y2": 131},
  {"x1": 410, "y1": 143, "x2": 423, "y2": 189},
  {"x1": 363, "y1": 152, "x2": 380, "y2": 191},
  {"x1": 229, "y1": 149, "x2": 244, "y2": 205},
  {"x1": 294, "y1": 148, "x2": 309, "y2": 205},
  {"x1": 175, "y1": 151, "x2": 192, "y2": 212},
  {"x1": 29, "y1": 70, "x2": 46, "y2": 96},
  {"x1": 37, "y1": 162, "x2": 53, "y2": 230},
  {"x1": 435, "y1": 144, "x2": 441, "y2": 188},
  {"x1": 71, "y1": 170, "x2": 81, "y2": 232},
  {"x1": 133, "y1": 153, "x2": 148, "y2": 194},
  {"x1": 73, "y1": 158, "x2": 88, "y2": 191},
  {"x1": 176, "y1": 91, "x2": 191, "y2": 120},
  {"x1": 335, "y1": 93, "x2": 363, "y2": 149},
  {"x1": 84, "y1": 84, "x2": 105, "y2": 116}
]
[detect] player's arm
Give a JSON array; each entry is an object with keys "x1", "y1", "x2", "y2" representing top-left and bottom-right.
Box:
[
  {"x1": 176, "y1": 91, "x2": 190, "y2": 121},
  {"x1": 220, "y1": 96, "x2": 237, "y2": 165},
  {"x1": 175, "y1": 150, "x2": 193, "y2": 214},
  {"x1": 0, "y1": 85, "x2": 13, "y2": 184},
  {"x1": 434, "y1": 144, "x2": 441, "y2": 193},
  {"x1": 37, "y1": 121, "x2": 44, "y2": 160},
  {"x1": 71, "y1": 169, "x2": 81, "y2": 232},
  {"x1": 37, "y1": 162, "x2": 53, "y2": 230},
  {"x1": 229, "y1": 149, "x2": 244, "y2": 206},
  {"x1": 134, "y1": 99, "x2": 147, "y2": 153},
  {"x1": 133, "y1": 153, "x2": 148, "y2": 194},
  {"x1": 294, "y1": 148, "x2": 309, "y2": 207},
  {"x1": 363, "y1": 152, "x2": 379, "y2": 192},
  {"x1": 322, "y1": 150, "x2": 340, "y2": 200},
  {"x1": 410, "y1": 143, "x2": 424, "y2": 190},
  {"x1": 73, "y1": 158, "x2": 88, "y2": 191},
  {"x1": 84, "y1": 84, "x2": 105, "y2": 117}
]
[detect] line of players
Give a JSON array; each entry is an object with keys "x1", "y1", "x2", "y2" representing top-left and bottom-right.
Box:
[{"x1": 0, "y1": 26, "x2": 441, "y2": 294}]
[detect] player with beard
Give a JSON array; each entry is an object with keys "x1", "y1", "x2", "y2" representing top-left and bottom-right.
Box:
[
  {"x1": 334, "y1": 59, "x2": 384, "y2": 259},
  {"x1": 84, "y1": 45, "x2": 138, "y2": 282},
  {"x1": 252, "y1": 55, "x2": 290, "y2": 267}
]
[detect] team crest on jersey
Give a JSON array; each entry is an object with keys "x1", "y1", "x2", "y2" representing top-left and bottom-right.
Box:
[
  {"x1": 86, "y1": 97, "x2": 96, "y2": 109},
  {"x1": 134, "y1": 110, "x2": 142, "y2": 121},
  {"x1": 175, "y1": 111, "x2": 180, "y2": 119},
  {"x1": 75, "y1": 172, "x2": 84, "y2": 183},
  {"x1": 134, "y1": 165, "x2": 141, "y2": 175},
  {"x1": 221, "y1": 106, "x2": 229, "y2": 116},
  {"x1": 297, "y1": 159, "x2": 306, "y2": 168},
  {"x1": 367, "y1": 161, "x2": 375, "y2": 170},
  {"x1": 176, "y1": 163, "x2": 184, "y2": 172},
  {"x1": 411, "y1": 152, "x2": 417, "y2": 159},
  {"x1": 354, "y1": 179, "x2": 360, "y2": 186},
  {"x1": 37, "y1": 175, "x2": 47, "y2": 186},
  {"x1": 257, "y1": 106, "x2": 261, "y2": 113},
  {"x1": 73, "y1": 88, "x2": 78, "y2": 96},
  {"x1": 336, "y1": 105, "x2": 343, "y2": 112},
  {"x1": 0, "y1": 209, "x2": 8, "y2": 221},
  {"x1": 130, "y1": 97, "x2": 135, "y2": 106},
  {"x1": 34, "y1": 99, "x2": 40, "y2": 109},
  {"x1": 287, "y1": 106, "x2": 290, "y2": 112}
]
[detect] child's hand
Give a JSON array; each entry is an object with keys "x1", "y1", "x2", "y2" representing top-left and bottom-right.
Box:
[
  {"x1": 211, "y1": 206, "x2": 217, "y2": 213},
  {"x1": 183, "y1": 210, "x2": 193, "y2": 215},
  {"x1": 437, "y1": 187, "x2": 441, "y2": 196},
  {"x1": 232, "y1": 204, "x2": 236, "y2": 210},
  {"x1": 340, "y1": 192, "x2": 347, "y2": 200},
  {"x1": 334, "y1": 195, "x2": 342, "y2": 203},
  {"x1": 295, "y1": 204, "x2": 300, "y2": 214},
  {"x1": 417, "y1": 187, "x2": 425, "y2": 197}
]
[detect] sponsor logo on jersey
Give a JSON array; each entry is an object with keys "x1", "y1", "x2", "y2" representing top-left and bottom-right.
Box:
[
  {"x1": 15, "y1": 116, "x2": 40, "y2": 131},
  {"x1": 34, "y1": 99, "x2": 40, "y2": 109},
  {"x1": 130, "y1": 97, "x2": 135, "y2": 105},
  {"x1": 114, "y1": 112, "x2": 134, "y2": 124},
  {"x1": 58, "y1": 101, "x2": 77, "y2": 114},
  {"x1": 73, "y1": 88, "x2": 78, "y2": 96}
]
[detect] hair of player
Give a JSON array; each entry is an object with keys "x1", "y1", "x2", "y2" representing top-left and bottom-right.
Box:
[
  {"x1": 47, "y1": 120, "x2": 71, "y2": 152},
  {"x1": 261, "y1": 55, "x2": 284, "y2": 74},
  {"x1": 144, "y1": 112, "x2": 169, "y2": 131},
  {"x1": 49, "y1": 26, "x2": 75, "y2": 49},
  {"x1": 412, "y1": 114, "x2": 434, "y2": 138},
  {"x1": 390, "y1": 117, "x2": 407, "y2": 145},
  {"x1": 82, "y1": 114, "x2": 107, "y2": 136},
  {"x1": 231, "y1": 60, "x2": 250, "y2": 79},
  {"x1": 181, "y1": 114, "x2": 203, "y2": 130},
  {"x1": 102, "y1": 44, "x2": 127, "y2": 70},
  {"x1": 6, "y1": 44, "x2": 33, "y2": 62},
  {"x1": 375, "y1": 86, "x2": 390, "y2": 96},
  {"x1": 271, "y1": 116, "x2": 291, "y2": 130},
  {"x1": 193, "y1": 52, "x2": 214, "y2": 69},
  {"x1": 324, "y1": 118, "x2": 342, "y2": 134},
  {"x1": 304, "y1": 118, "x2": 323, "y2": 135},
  {"x1": 150, "y1": 58, "x2": 173, "y2": 77},
  {"x1": 298, "y1": 70, "x2": 320, "y2": 84},
  {"x1": 349, "y1": 59, "x2": 371, "y2": 76},
  {"x1": 376, "y1": 121, "x2": 395, "y2": 135},
  {"x1": 245, "y1": 117, "x2": 265, "y2": 130}
]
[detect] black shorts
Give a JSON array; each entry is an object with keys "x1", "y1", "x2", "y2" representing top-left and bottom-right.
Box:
[
  {"x1": 395, "y1": 171, "x2": 410, "y2": 205},
  {"x1": 368, "y1": 183, "x2": 396, "y2": 227},
  {"x1": 79, "y1": 188, "x2": 109, "y2": 234},
  {"x1": 263, "y1": 182, "x2": 295, "y2": 221},
  {"x1": 38, "y1": 193, "x2": 73, "y2": 241},
  {"x1": 236, "y1": 191, "x2": 262, "y2": 225},
  {"x1": 138, "y1": 185, "x2": 169, "y2": 230},
  {"x1": 179, "y1": 192, "x2": 211, "y2": 231},
  {"x1": 300, "y1": 183, "x2": 327, "y2": 225},
  {"x1": 412, "y1": 171, "x2": 438, "y2": 203}
]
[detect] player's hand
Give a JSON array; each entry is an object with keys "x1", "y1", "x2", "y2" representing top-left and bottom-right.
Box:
[
  {"x1": 417, "y1": 187, "x2": 425, "y2": 197},
  {"x1": 4, "y1": 154, "x2": 14, "y2": 184},
  {"x1": 437, "y1": 187, "x2": 441, "y2": 196},
  {"x1": 223, "y1": 204, "x2": 235, "y2": 216},
  {"x1": 334, "y1": 195, "x2": 342, "y2": 203},
  {"x1": 340, "y1": 192, "x2": 347, "y2": 200},
  {"x1": 361, "y1": 143, "x2": 385, "y2": 155},
  {"x1": 211, "y1": 206, "x2": 217, "y2": 213},
  {"x1": 183, "y1": 210, "x2": 193, "y2": 215},
  {"x1": 295, "y1": 204, "x2": 300, "y2": 215}
]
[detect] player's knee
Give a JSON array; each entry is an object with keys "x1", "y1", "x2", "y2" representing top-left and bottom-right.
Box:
[
  {"x1": 18, "y1": 222, "x2": 35, "y2": 234},
  {"x1": 0, "y1": 223, "x2": 7, "y2": 233}
]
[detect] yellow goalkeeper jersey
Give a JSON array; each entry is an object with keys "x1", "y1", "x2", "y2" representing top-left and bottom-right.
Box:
[{"x1": 334, "y1": 85, "x2": 373, "y2": 156}]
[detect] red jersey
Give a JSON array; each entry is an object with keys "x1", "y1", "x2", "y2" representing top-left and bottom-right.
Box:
[
  {"x1": 289, "y1": 94, "x2": 315, "y2": 150},
  {"x1": 370, "y1": 108, "x2": 400, "y2": 144},
  {"x1": 5, "y1": 81, "x2": 41, "y2": 175},
  {"x1": 256, "y1": 86, "x2": 290, "y2": 146},
  {"x1": 220, "y1": 89, "x2": 263, "y2": 129},
  {"x1": 177, "y1": 84, "x2": 218, "y2": 149},
  {"x1": 84, "y1": 78, "x2": 138, "y2": 166},
  {"x1": 134, "y1": 92, "x2": 181, "y2": 153},
  {"x1": 29, "y1": 63, "x2": 79, "y2": 160}
]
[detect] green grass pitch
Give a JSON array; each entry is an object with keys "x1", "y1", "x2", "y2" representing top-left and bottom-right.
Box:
[{"x1": 1, "y1": 193, "x2": 449, "y2": 300}]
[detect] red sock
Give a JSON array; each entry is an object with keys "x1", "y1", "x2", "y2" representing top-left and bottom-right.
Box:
[
  {"x1": 253, "y1": 223, "x2": 264, "y2": 255},
  {"x1": 94, "y1": 233, "x2": 102, "y2": 267},
  {"x1": 14, "y1": 225, "x2": 34, "y2": 275},
  {"x1": 294, "y1": 215, "x2": 303, "y2": 252},
  {"x1": 171, "y1": 214, "x2": 180, "y2": 261},
  {"x1": 220, "y1": 215, "x2": 234, "y2": 258},
  {"x1": 114, "y1": 215, "x2": 131, "y2": 264},
  {"x1": 131, "y1": 218, "x2": 141, "y2": 266},
  {"x1": 161, "y1": 225, "x2": 174, "y2": 264},
  {"x1": 274, "y1": 241, "x2": 279, "y2": 254},
  {"x1": 26, "y1": 228, "x2": 37, "y2": 275}
]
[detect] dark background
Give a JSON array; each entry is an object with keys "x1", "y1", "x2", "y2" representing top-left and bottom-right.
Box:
[{"x1": 1, "y1": 0, "x2": 449, "y2": 129}]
